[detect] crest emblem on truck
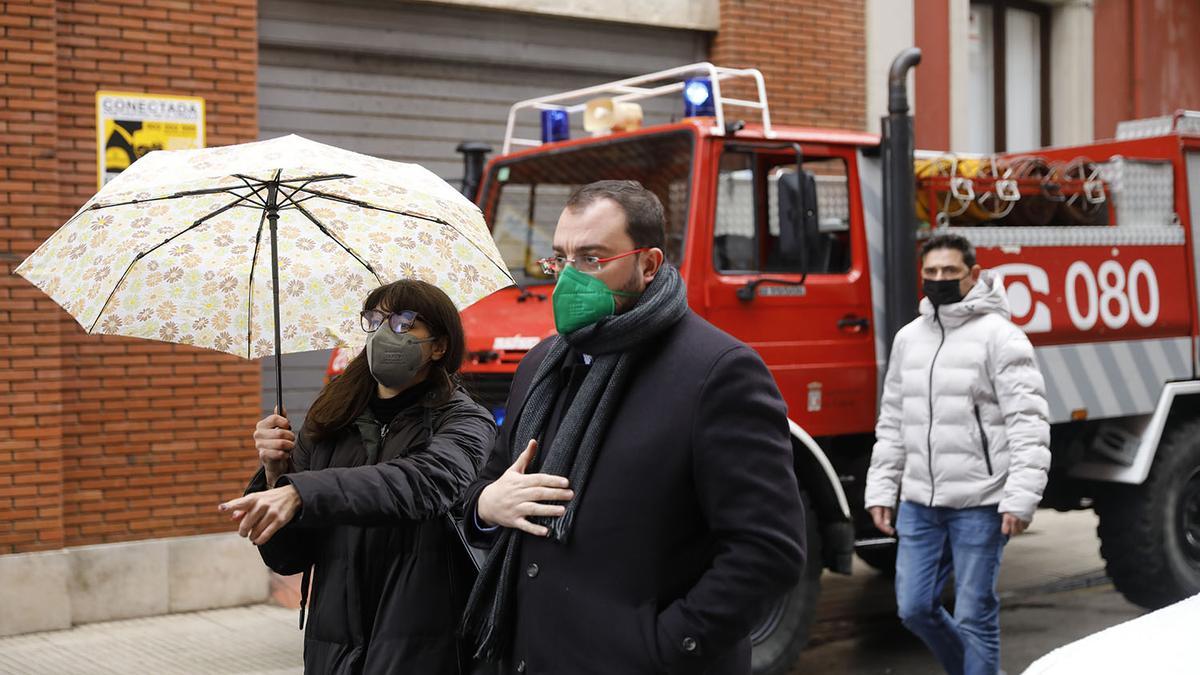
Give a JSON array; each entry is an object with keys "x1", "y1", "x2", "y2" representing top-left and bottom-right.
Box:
[{"x1": 992, "y1": 264, "x2": 1053, "y2": 334}]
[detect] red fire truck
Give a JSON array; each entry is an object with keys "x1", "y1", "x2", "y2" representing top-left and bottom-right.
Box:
[{"x1": 329, "y1": 51, "x2": 1200, "y2": 674}]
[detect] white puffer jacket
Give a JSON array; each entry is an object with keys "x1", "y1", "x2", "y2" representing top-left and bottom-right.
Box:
[{"x1": 865, "y1": 273, "x2": 1051, "y2": 522}]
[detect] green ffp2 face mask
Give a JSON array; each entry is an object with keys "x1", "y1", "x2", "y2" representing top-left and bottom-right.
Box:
[{"x1": 551, "y1": 264, "x2": 637, "y2": 334}]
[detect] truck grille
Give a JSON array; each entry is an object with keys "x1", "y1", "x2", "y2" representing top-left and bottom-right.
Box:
[{"x1": 461, "y1": 372, "x2": 514, "y2": 421}]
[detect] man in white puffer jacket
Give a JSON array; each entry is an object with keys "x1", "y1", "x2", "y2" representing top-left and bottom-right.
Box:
[{"x1": 866, "y1": 233, "x2": 1050, "y2": 675}]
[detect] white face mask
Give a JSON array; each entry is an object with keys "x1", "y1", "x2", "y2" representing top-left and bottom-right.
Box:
[{"x1": 365, "y1": 328, "x2": 436, "y2": 389}]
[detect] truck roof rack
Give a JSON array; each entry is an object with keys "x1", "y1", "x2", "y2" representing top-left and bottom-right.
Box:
[{"x1": 502, "y1": 62, "x2": 775, "y2": 154}]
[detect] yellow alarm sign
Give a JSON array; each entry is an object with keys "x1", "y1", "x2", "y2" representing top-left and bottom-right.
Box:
[{"x1": 96, "y1": 91, "x2": 205, "y2": 188}]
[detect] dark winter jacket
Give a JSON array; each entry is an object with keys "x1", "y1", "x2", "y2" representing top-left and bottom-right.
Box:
[
  {"x1": 463, "y1": 311, "x2": 807, "y2": 675},
  {"x1": 247, "y1": 387, "x2": 496, "y2": 675}
]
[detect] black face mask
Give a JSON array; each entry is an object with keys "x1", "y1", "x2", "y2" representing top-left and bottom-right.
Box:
[{"x1": 923, "y1": 278, "x2": 968, "y2": 307}]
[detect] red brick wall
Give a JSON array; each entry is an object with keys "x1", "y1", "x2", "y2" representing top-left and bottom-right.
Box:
[
  {"x1": 1094, "y1": 0, "x2": 1200, "y2": 139},
  {"x1": 0, "y1": 0, "x2": 261, "y2": 555},
  {"x1": 712, "y1": 0, "x2": 866, "y2": 130},
  {"x1": 0, "y1": 1, "x2": 66, "y2": 554},
  {"x1": 1092, "y1": 0, "x2": 1131, "y2": 140},
  {"x1": 913, "y1": 0, "x2": 951, "y2": 150}
]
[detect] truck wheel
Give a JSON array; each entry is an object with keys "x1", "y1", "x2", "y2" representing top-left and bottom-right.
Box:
[
  {"x1": 750, "y1": 494, "x2": 822, "y2": 675},
  {"x1": 1095, "y1": 418, "x2": 1200, "y2": 609},
  {"x1": 856, "y1": 543, "x2": 897, "y2": 575}
]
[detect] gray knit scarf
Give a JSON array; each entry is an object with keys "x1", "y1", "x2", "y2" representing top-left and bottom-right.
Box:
[{"x1": 461, "y1": 264, "x2": 689, "y2": 661}]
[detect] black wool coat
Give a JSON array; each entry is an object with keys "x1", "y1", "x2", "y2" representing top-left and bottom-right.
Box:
[
  {"x1": 247, "y1": 387, "x2": 496, "y2": 675},
  {"x1": 463, "y1": 311, "x2": 807, "y2": 675}
]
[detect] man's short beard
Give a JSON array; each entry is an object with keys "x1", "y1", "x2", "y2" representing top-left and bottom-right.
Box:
[{"x1": 613, "y1": 262, "x2": 645, "y2": 314}]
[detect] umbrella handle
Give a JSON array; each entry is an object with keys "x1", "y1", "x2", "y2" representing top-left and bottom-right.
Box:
[{"x1": 275, "y1": 354, "x2": 286, "y2": 419}]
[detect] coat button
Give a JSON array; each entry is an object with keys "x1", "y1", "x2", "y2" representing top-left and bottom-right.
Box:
[
  {"x1": 515, "y1": 660, "x2": 526, "y2": 673},
  {"x1": 681, "y1": 636, "x2": 698, "y2": 652},
  {"x1": 525, "y1": 563, "x2": 539, "y2": 578}
]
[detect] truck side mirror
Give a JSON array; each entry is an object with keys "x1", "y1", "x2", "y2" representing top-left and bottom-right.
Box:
[{"x1": 777, "y1": 168, "x2": 819, "y2": 268}]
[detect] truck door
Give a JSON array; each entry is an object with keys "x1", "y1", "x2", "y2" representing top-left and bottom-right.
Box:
[{"x1": 695, "y1": 142, "x2": 877, "y2": 437}]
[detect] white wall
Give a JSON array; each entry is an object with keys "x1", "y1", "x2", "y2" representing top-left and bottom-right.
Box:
[
  {"x1": 0, "y1": 534, "x2": 270, "y2": 637},
  {"x1": 952, "y1": 0, "x2": 1094, "y2": 151},
  {"x1": 1049, "y1": 0, "x2": 1094, "y2": 147},
  {"x1": 949, "y1": 0, "x2": 972, "y2": 151},
  {"x1": 865, "y1": 0, "x2": 916, "y2": 136}
]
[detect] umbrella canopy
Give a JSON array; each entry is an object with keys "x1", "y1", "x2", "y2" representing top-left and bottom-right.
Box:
[
  {"x1": 15, "y1": 134, "x2": 515, "y2": 410},
  {"x1": 17, "y1": 134, "x2": 514, "y2": 355}
]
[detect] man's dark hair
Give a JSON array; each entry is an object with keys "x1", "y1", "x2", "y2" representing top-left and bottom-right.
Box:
[
  {"x1": 566, "y1": 180, "x2": 666, "y2": 250},
  {"x1": 921, "y1": 232, "x2": 977, "y2": 267}
]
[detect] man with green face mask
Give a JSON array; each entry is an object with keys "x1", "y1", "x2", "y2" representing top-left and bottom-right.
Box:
[{"x1": 461, "y1": 180, "x2": 806, "y2": 675}]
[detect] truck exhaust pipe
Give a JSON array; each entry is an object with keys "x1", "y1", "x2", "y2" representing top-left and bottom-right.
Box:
[
  {"x1": 882, "y1": 48, "x2": 922, "y2": 358},
  {"x1": 456, "y1": 141, "x2": 492, "y2": 201}
]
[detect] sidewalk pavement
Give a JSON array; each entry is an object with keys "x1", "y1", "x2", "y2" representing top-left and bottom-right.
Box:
[
  {"x1": 813, "y1": 507, "x2": 1113, "y2": 635},
  {"x1": 0, "y1": 605, "x2": 302, "y2": 675},
  {"x1": 0, "y1": 510, "x2": 1130, "y2": 674},
  {"x1": 794, "y1": 509, "x2": 1145, "y2": 674}
]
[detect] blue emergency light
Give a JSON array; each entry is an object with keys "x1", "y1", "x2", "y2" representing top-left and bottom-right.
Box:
[
  {"x1": 541, "y1": 109, "x2": 570, "y2": 143},
  {"x1": 683, "y1": 77, "x2": 715, "y2": 117}
]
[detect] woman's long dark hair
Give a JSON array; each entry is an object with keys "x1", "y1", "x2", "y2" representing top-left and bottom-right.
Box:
[{"x1": 304, "y1": 279, "x2": 466, "y2": 442}]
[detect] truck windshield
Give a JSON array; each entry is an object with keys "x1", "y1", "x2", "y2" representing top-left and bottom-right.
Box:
[{"x1": 481, "y1": 130, "x2": 694, "y2": 284}]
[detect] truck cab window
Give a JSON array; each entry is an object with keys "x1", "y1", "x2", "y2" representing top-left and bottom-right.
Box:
[
  {"x1": 714, "y1": 152, "x2": 851, "y2": 275},
  {"x1": 483, "y1": 131, "x2": 694, "y2": 283},
  {"x1": 493, "y1": 183, "x2": 570, "y2": 281}
]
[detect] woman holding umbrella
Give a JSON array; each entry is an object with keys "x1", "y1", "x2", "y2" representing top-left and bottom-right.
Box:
[
  {"x1": 15, "y1": 133, "x2": 516, "y2": 672},
  {"x1": 219, "y1": 279, "x2": 498, "y2": 675}
]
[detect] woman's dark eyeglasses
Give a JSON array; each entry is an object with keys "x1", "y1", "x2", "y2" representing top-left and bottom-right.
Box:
[{"x1": 360, "y1": 309, "x2": 423, "y2": 334}]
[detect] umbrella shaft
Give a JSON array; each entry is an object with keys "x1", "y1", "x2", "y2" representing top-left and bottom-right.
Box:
[{"x1": 267, "y1": 179, "x2": 286, "y2": 418}]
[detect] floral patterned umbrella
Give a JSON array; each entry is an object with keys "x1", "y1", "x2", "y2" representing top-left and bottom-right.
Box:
[{"x1": 15, "y1": 134, "x2": 514, "y2": 412}]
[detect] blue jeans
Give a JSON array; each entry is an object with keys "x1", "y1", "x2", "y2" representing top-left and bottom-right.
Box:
[{"x1": 895, "y1": 501, "x2": 1007, "y2": 675}]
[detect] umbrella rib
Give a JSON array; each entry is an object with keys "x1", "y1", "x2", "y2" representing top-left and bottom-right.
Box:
[
  {"x1": 234, "y1": 175, "x2": 356, "y2": 360},
  {"x1": 89, "y1": 258, "x2": 144, "y2": 333},
  {"x1": 280, "y1": 191, "x2": 384, "y2": 287},
  {"x1": 84, "y1": 192, "x2": 211, "y2": 212},
  {"x1": 244, "y1": 206, "x2": 269, "y2": 360},
  {"x1": 86, "y1": 207, "x2": 234, "y2": 333},
  {"x1": 85, "y1": 186, "x2": 262, "y2": 213},
  {"x1": 233, "y1": 172, "x2": 352, "y2": 187},
  {"x1": 286, "y1": 185, "x2": 383, "y2": 211},
  {"x1": 193, "y1": 191, "x2": 266, "y2": 227},
  {"x1": 171, "y1": 185, "x2": 258, "y2": 199},
  {"x1": 245, "y1": 173, "x2": 346, "y2": 202},
  {"x1": 286, "y1": 194, "x2": 323, "y2": 207},
  {"x1": 224, "y1": 173, "x2": 350, "y2": 211},
  {"x1": 79, "y1": 174, "x2": 348, "y2": 214},
  {"x1": 55, "y1": 202, "x2": 102, "y2": 232},
  {"x1": 275, "y1": 180, "x2": 325, "y2": 211},
  {"x1": 275, "y1": 173, "x2": 353, "y2": 185},
  {"x1": 288, "y1": 186, "x2": 516, "y2": 286},
  {"x1": 232, "y1": 175, "x2": 272, "y2": 208}
]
